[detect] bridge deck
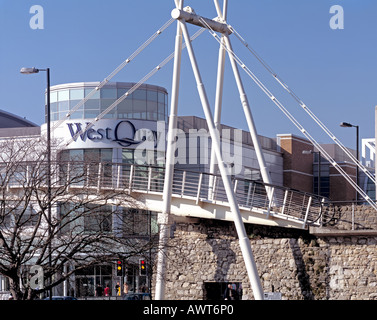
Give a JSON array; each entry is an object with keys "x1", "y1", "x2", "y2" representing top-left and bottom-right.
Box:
[{"x1": 6, "y1": 162, "x2": 329, "y2": 230}]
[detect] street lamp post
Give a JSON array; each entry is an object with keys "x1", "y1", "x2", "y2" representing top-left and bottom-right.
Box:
[
  {"x1": 20, "y1": 67, "x2": 52, "y2": 300},
  {"x1": 340, "y1": 122, "x2": 359, "y2": 202},
  {"x1": 303, "y1": 150, "x2": 321, "y2": 196}
]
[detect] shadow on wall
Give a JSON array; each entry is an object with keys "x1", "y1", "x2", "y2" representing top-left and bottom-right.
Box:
[
  {"x1": 289, "y1": 239, "x2": 315, "y2": 300},
  {"x1": 206, "y1": 237, "x2": 237, "y2": 283}
]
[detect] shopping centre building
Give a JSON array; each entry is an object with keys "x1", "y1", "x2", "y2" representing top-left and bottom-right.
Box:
[{"x1": 0, "y1": 81, "x2": 374, "y2": 299}]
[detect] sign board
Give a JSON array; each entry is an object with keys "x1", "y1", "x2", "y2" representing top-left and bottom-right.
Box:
[
  {"x1": 263, "y1": 292, "x2": 282, "y2": 300},
  {"x1": 44, "y1": 119, "x2": 166, "y2": 151}
]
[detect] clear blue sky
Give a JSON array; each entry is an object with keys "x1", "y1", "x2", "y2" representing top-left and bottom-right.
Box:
[{"x1": 1, "y1": 0, "x2": 376, "y2": 150}]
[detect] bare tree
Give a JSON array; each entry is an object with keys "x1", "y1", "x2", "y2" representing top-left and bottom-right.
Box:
[{"x1": 0, "y1": 137, "x2": 157, "y2": 300}]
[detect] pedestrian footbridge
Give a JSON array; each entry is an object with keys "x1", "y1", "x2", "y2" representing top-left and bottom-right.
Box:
[
  {"x1": 54, "y1": 162, "x2": 328, "y2": 230},
  {"x1": 6, "y1": 162, "x2": 330, "y2": 230}
]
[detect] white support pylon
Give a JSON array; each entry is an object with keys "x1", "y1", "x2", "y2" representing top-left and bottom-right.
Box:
[
  {"x1": 209, "y1": 0, "x2": 228, "y2": 198},
  {"x1": 156, "y1": 0, "x2": 265, "y2": 300},
  {"x1": 154, "y1": 0, "x2": 184, "y2": 301},
  {"x1": 178, "y1": 16, "x2": 264, "y2": 300}
]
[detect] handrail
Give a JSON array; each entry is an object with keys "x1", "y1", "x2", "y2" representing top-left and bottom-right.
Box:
[{"x1": 3, "y1": 161, "x2": 330, "y2": 228}]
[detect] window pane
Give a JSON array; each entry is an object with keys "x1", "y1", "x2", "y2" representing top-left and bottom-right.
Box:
[
  {"x1": 51, "y1": 91, "x2": 58, "y2": 103},
  {"x1": 58, "y1": 90, "x2": 69, "y2": 101},
  {"x1": 158, "y1": 92, "x2": 165, "y2": 104},
  {"x1": 70, "y1": 99, "x2": 82, "y2": 110},
  {"x1": 100, "y1": 99, "x2": 116, "y2": 110},
  {"x1": 122, "y1": 150, "x2": 134, "y2": 164},
  {"x1": 70, "y1": 149, "x2": 84, "y2": 161},
  {"x1": 148, "y1": 112, "x2": 157, "y2": 120},
  {"x1": 101, "y1": 88, "x2": 117, "y2": 99},
  {"x1": 59, "y1": 101, "x2": 69, "y2": 112},
  {"x1": 117, "y1": 88, "x2": 128, "y2": 98},
  {"x1": 102, "y1": 111, "x2": 115, "y2": 119},
  {"x1": 147, "y1": 100, "x2": 158, "y2": 112},
  {"x1": 133, "y1": 100, "x2": 146, "y2": 114},
  {"x1": 84, "y1": 110, "x2": 98, "y2": 118},
  {"x1": 69, "y1": 111, "x2": 83, "y2": 119},
  {"x1": 84, "y1": 99, "x2": 100, "y2": 110},
  {"x1": 101, "y1": 149, "x2": 112, "y2": 162},
  {"x1": 147, "y1": 90, "x2": 158, "y2": 102},
  {"x1": 100, "y1": 99, "x2": 116, "y2": 118},
  {"x1": 51, "y1": 102, "x2": 58, "y2": 113},
  {"x1": 85, "y1": 88, "x2": 100, "y2": 99},
  {"x1": 133, "y1": 89, "x2": 146, "y2": 100},
  {"x1": 84, "y1": 149, "x2": 100, "y2": 162},
  {"x1": 70, "y1": 89, "x2": 84, "y2": 100},
  {"x1": 117, "y1": 99, "x2": 132, "y2": 114},
  {"x1": 158, "y1": 102, "x2": 165, "y2": 115}
]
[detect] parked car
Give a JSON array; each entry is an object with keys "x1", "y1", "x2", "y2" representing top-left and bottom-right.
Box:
[{"x1": 123, "y1": 293, "x2": 151, "y2": 300}]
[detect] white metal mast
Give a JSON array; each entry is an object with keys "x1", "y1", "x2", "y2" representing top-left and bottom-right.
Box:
[
  {"x1": 154, "y1": 0, "x2": 184, "y2": 301},
  {"x1": 155, "y1": 0, "x2": 265, "y2": 300}
]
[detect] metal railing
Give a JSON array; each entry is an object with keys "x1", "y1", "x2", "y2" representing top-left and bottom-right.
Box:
[{"x1": 4, "y1": 161, "x2": 330, "y2": 228}]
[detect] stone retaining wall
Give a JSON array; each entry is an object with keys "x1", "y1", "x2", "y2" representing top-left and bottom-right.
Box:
[
  {"x1": 327, "y1": 205, "x2": 377, "y2": 231},
  {"x1": 153, "y1": 218, "x2": 377, "y2": 300}
]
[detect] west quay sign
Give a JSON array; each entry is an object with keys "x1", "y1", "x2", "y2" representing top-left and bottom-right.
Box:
[
  {"x1": 50, "y1": 119, "x2": 244, "y2": 174},
  {"x1": 67, "y1": 120, "x2": 158, "y2": 148},
  {"x1": 55, "y1": 119, "x2": 165, "y2": 152}
]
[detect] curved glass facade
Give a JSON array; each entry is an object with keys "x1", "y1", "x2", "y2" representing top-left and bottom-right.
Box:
[{"x1": 47, "y1": 82, "x2": 168, "y2": 123}]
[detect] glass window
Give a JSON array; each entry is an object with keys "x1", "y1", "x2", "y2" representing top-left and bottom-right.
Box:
[
  {"x1": 100, "y1": 149, "x2": 112, "y2": 162},
  {"x1": 51, "y1": 102, "x2": 58, "y2": 113},
  {"x1": 158, "y1": 102, "x2": 165, "y2": 115},
  {"x1": 100, "y1": 99, "x2": 116, "y2": 118},
  {"x1": 84, "y1": 99, "x2": 100, "y2": 110},
  {"x1": 84, "y1": 149, "x2": 100, "y2": 162},
  {"x1": 58, "y1": 90, "x2": 69, "y2": 101},
  {"x1": 133, "y1": 100, "x2": 146, "y2": 119},
  {"x1": 84, "y1": 110, "x2": 99, "y2": 119},
  {"x1": 147, "y1": 111, "x2": 157, "y2": 121},
  {"x1": 85, "y1": 88, "x2": 100, "y2": 99},
  {"x1": 147, "y1": 100, "x2": 158, "y2": 112},
  {"x1": 69, "y1": 149, "x2": 84, "y2": 161},
  {"x1": 69, "y1": 111, "x2": 83, "y2": 119},
  {"x1": 158, "y1": 92, "x2": 165, "y2": 104},
  {"x1": 70, "y1": 99, "x2": 83, "y2": 110},
  {"x1": 101, "y1": 88, "x2": 117, "y2": 99},
  {"x1": 102, "y1": 111, "x2": 115, "y2": 119},
  {"x1": 117, "y1": 99, "x2": 133, "y2": 118},
  {"x1": 147, "y1": 90, "x2": 158, "y2": 102},
  {"x1": 58, "y1": 101, "x2": 69, "y2": 112},
  {"x1": 122, "y1": 149, "x2": 134, "y2": 164},
  {"x1": 51, "y1": 91, "x2": 58, "y2": 103},
  {"x1": 133, "y1": 89, "x2": 146, "y2": 100},
  {"x1": 70, "y1": 89, "x2": 84, "y2": 100},
  {"x1": 147, "y1": 101, "x2": 158, "y2": 121},
  {"x1": 117, "y1": 88, "x2": 128, "y2": 98},
  {"x1": 100, "y1": 99, "x2": 115, "y2": 110}
]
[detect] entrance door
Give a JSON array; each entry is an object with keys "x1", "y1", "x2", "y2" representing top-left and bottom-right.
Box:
[{"x1": 203, "y1": 282, "x2": 242, "y2": 300}]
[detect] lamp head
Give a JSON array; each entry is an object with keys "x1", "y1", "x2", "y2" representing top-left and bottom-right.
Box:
[
  {"x1": 20, "y1": 67, "x2": 39, "y2": 74},
  {"x1": 340, "y1": 122, "x2": 353, "y2": 128}
]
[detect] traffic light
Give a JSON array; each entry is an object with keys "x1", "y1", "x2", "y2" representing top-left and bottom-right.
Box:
[
  {"x1": 116, "y1": 260, "x2": 123, "y2": 277},
  {"x1": 139, "y1": 259, "x2": 147, "y2": 276}
]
